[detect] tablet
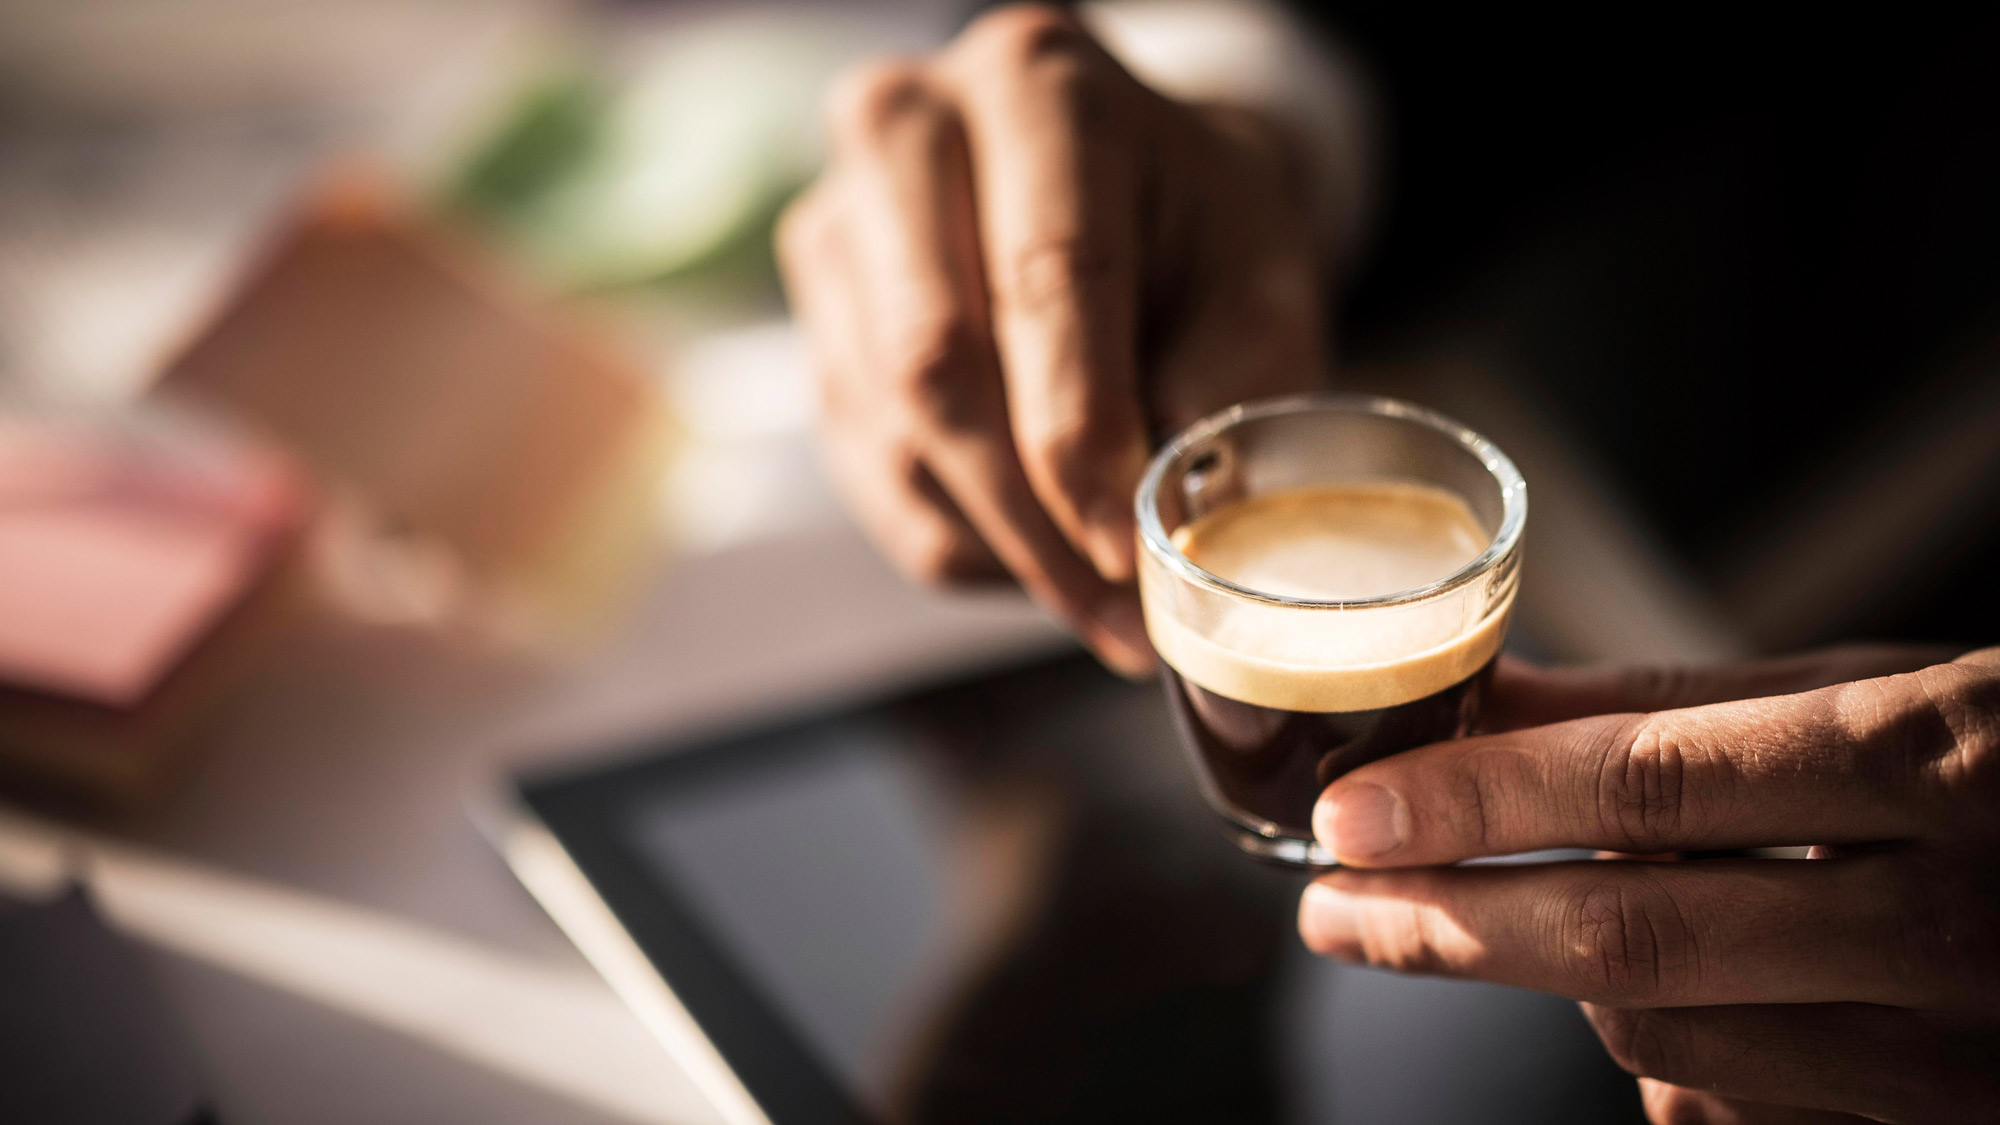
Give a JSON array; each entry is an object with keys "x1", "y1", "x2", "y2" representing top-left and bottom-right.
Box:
[{"x1": 504, "y1": 653, "x2": 1639, "y2": 1124}]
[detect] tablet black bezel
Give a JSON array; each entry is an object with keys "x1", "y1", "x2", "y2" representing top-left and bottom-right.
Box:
[{"x1": 515, "y1": 653, "x2": 1092, "y2": 1125}]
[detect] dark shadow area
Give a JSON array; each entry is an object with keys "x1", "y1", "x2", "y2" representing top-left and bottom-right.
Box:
[{"x1": 525, "y1": 652, "x2": 1645, "y2": 1124}]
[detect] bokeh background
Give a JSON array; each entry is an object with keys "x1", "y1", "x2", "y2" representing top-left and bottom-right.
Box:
[{"x1": 1, "y1": 2, "x2": 1997, "y2": 1123}]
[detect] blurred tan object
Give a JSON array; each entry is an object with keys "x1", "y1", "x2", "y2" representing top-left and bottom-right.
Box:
[
  {"x1": 0, "y1": 414, "x2": 308, "y2": 805},
  {"x1": 0, "y1": 0, "x2": 548, "y2": 410},
  {"x1": 153, "y1": 171, "x2": 671, "y2": 643}
]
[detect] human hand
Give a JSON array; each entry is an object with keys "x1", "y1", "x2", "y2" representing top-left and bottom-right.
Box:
[
  {"x1": 778, "y1": 4, "x2": 1334, "y2": 675},
  {"x1": 1298, "y1": 644, "x2": 2000, "y2": 1123}
]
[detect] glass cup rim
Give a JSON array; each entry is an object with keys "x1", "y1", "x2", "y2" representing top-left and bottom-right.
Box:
[{"x1": 1135, "y1": 393, "x2": 1527, "y2": 610}]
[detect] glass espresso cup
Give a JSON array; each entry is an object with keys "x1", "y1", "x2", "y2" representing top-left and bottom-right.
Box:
[{"x1": 1136, "y1": 395, "x2": 1526, "y2": 866}]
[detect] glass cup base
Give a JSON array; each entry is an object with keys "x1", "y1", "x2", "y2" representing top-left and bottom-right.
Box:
[{"x1": 1230, "y1": 828, "x2": 1338, "y2": 868}]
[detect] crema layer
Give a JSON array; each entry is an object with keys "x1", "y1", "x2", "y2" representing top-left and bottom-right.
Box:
[
  {"x1": 1141, "y1": 481, "x2": 1513, "y2": 712},
  {"x1": 1143, "y1": 590, "x2": 1513, "y2": 712}
]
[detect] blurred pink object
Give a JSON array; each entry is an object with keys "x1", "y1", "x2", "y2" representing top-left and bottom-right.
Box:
[{"x1": 0, "y1": 416, "x2": 303, "y2": 708}]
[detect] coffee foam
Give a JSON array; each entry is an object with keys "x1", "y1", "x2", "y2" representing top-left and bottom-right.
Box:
[
  {"x1": 1174, "y1": 483, "x2": 1489, "y2": 601},
  {"x1": 1142, "y1": 482, "x2": 1513, "y2": 712}
]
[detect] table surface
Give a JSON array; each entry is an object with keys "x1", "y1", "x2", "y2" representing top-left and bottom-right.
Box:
[{"x1": 0, "y1": 518, "x2": 1067, "y2": 1125}]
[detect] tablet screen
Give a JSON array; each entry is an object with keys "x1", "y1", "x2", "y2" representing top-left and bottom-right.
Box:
[{"x1": 521, "y1": 655, "x2": 1637, "y2": 1124}]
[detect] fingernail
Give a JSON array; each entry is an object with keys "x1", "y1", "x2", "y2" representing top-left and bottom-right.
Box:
[
  {"x1": 1298, "y1": 882, "x2": 1361, "y2": 956},
  {"x1": 1315, "y1": 783, "x2": 1407, "y2": 861}
]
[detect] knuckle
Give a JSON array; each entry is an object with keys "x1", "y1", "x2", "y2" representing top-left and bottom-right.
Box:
[
  {"x1": 1018, "y1": 399, "x2": 1127, "y2": 491},
  {"x1": 1561, "y1": 876, "x2": 1700, "y2": 1001},
  {"x1": 994, "y1": 234, "x2": 1120, "y2": 319},
  {"x1": 1857, "y1": 673, "x2": 1960, "y2": 772},
  {"x1": 961, "y1": 5, "x2": 1092, "y2": 74},
  {"x1": 899, "y1": 524, "x2": 976, "y2": 587},
  {"x1": 1586, "y1": 1006, "x2": 1683, "y2": 1081},
  {"x1": 876, "y1": 458, "x2": 982, "y2": 588},
  {"x1": 826, "y1": 58, "x2": 938, "y2": 146},
  {"x1": 1450, "y1": 744, "x2": 1533, "y2": 853},
  {"x1": 1595, "y1": 715, "x2": 1698, "y2": 852},
  {"x1": 1448, "y1": 744, "x2": 1504, "y2": 848},
  {"x1": 886, "y1": 315, "x2": 987, "y2": 432},
  {"x1": 1911, "y1": 664, "x2": 2000, "y2": 803},
  {"x1": 955, "y1": 7, "x2": 1129, "y2": 135}
]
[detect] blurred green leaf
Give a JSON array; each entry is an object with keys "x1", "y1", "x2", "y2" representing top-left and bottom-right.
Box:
[{"x1": 447, "y1": 71, "x2": 605, "y2": 221}]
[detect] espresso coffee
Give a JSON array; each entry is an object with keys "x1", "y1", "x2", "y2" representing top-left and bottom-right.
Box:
[{"x1": 1147, "y1": 482, "x2": 1510, "y2": 839}]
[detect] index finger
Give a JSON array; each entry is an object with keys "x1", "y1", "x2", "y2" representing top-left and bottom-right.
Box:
[
  {"x1": 1315, "y1": 667, "x2": 1971, "y2": 866},
  {"x1": 936, "y1": 8, "x2": 1152, "y2": 583},
  {"x1": 823, "y1": 58, "x2": 1153, "y2": 674}
]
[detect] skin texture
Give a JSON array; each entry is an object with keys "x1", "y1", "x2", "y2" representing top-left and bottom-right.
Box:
[
  {"x1": 777, "y1": 4, "x2": 1331, "y2": 676},
  {"x1": 1302, "y1": 644, "x2": 2000, "y2": 1123}
]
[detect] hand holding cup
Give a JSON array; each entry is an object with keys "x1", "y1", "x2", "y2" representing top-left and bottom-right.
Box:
[{"x1": 1300, "y1": 645, "x2": 2000, "y2": 1124}]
